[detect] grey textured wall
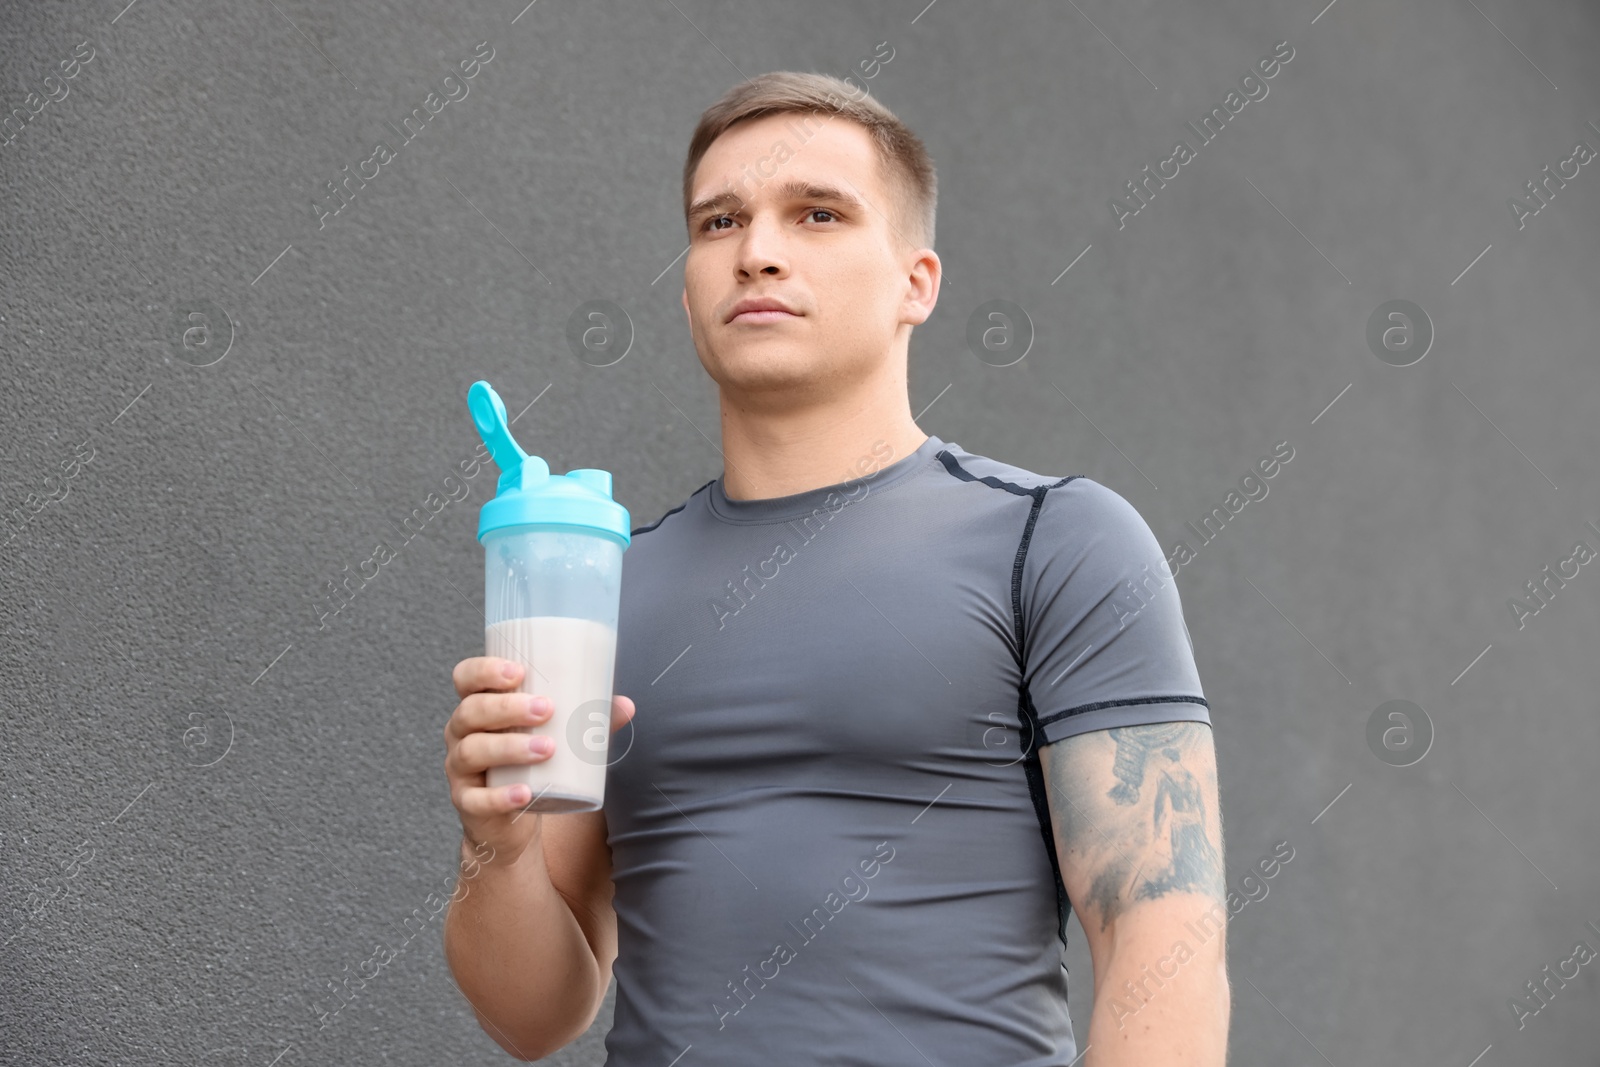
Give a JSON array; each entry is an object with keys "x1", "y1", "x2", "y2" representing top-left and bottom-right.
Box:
[{"x1": 4, "y1": 0, "x2": 1598, "y2": 1063}]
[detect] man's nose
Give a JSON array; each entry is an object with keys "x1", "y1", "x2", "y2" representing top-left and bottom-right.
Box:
[{"x1": 735, "y1": 215, "x2": 786, "y2": 276}]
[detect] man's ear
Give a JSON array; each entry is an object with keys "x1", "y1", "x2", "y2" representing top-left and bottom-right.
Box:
[
  {"x1": 681, "y1": 287, "x2": 690, "y2": 321},
  {"x1": 902, "y1": 248, "x2": 941, "y2": 327}
]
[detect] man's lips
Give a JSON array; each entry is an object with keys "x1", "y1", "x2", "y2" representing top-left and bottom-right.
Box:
[{"x1": 728, "y1": 309, "x2": 801, "y2": 324}]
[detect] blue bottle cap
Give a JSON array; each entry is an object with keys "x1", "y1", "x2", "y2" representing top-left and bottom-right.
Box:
[{"x1": 467, "y1": 380, "x2": 631, "y2": 548}]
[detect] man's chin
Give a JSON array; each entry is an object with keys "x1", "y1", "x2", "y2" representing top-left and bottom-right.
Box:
[
  {"x1": 712, "y1": 337, "x2": 809, "y2": 368},
  {"x1": 706, "y1": 347, "x2": 825, "y2": 393}
]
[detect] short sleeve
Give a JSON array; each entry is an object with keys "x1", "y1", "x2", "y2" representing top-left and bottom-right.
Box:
[{"x1": 1020, "y1": 477, "x2": 1210, "y2": 747}]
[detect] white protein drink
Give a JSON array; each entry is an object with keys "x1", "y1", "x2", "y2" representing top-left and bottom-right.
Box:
[{"x1": 485, "y1": 615, "x2": 618, "y2": 813}]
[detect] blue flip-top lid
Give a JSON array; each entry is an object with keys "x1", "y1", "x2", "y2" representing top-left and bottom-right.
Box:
[{"x1": 467, "y1": 380, "x2": 631, "y2": 548}]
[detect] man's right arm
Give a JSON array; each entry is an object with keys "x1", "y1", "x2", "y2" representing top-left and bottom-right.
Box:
[
  {"x1": 442, "y1": 811, "x2": 615, "y2": 1061},
  {"x1": 441, "y1": 657, "x2": 632, "y2": 1061}
]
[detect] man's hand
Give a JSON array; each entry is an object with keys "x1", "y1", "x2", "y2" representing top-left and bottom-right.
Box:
[{"x1": 445, "y1": 655, "x2": 635, "y2": 865}]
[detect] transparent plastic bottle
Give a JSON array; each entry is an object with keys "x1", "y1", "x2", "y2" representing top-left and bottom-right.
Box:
[{"x1": 467, "y1": 381, "x2": 631, "y2": 813}]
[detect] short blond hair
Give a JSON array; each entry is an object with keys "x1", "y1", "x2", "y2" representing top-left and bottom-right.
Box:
[{"x1": 682, "y1": 70, "x2": 937, "y2": 251}]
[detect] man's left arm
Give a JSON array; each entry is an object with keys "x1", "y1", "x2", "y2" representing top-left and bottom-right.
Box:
[{"x1": 1039, "y1": 721, "x2": 1230, "y2": 1065}]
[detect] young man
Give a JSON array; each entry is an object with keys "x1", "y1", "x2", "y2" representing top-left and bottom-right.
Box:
[{"x1": 444, "y1": 71, "x2": 1230, "y2": 1065}]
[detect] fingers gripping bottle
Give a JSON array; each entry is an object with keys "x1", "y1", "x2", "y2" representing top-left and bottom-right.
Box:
[{"x1": 468, "y1": 381, "x2": 630, "y2": 813}]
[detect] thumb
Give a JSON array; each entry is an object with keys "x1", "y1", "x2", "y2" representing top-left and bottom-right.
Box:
[{"x1": 610, "y1": 694, "x2": 636, "y2": 733}]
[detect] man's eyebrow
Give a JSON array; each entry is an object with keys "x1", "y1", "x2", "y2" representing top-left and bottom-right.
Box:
[{"x1": 686, "y1": 179, "x2": 868, "y2": 224}]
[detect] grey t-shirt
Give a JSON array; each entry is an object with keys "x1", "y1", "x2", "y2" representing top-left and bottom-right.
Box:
[{"x1": 602, "y1": 433, "x2": 1210, "y2": 1066}]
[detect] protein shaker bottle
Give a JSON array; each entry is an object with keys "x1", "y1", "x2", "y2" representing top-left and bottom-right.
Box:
[{"x1": 467, "y1": 380, "x2": 631, "y2": 813}]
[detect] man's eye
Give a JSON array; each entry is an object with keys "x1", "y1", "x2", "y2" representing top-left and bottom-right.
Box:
[{"x1": 699, "y1": 209, "x2": 835, "y2": 232}]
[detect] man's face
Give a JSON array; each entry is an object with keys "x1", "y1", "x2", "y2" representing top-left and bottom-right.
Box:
[{"x1": 681, "y1": 112, "x2": 937, "y2": 404}]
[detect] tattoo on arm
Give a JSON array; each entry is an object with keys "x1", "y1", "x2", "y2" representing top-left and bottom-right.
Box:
[{"x1": 1047, "y1": 722, "x2": 1226, "y2": 933}]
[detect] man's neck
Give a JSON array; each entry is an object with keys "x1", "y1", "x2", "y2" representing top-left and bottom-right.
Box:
[{"x1": 716, "y1": 379, "x2": 929, "y2": 502}]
